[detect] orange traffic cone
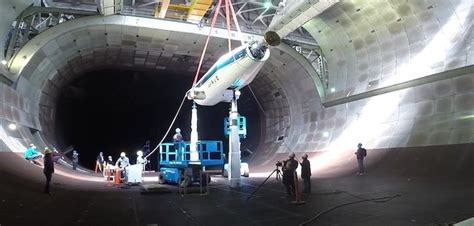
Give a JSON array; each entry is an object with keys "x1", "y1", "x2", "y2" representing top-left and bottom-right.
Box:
[
  {"x1": 106, "y1": 169, "x2": 112, "y2": 187},
  {"x1": 95, "y1": 161, "x2": 99, "y2": 174},
  {"x1": 114, "y1": 169, "x2": 121, "y2": 186},
  {"x1": 291, "y1": 172, "x2": 305, "y2": 205}
]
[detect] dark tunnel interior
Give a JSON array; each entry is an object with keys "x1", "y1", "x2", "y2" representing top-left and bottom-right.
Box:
[{"x1": 54, "y1": 69, "x2": 261, "y2": 170}]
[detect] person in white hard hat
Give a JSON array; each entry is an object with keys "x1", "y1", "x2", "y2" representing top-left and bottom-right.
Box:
[
  {"x1": 136, "y1": 150, "x2": 147, "y2": 171},
  {"x1": 115, "y1": 152, "x2": 130, "y2": 179},
  {"x1": 173, "y1": 128, "x2": 184, "y2": 161}
]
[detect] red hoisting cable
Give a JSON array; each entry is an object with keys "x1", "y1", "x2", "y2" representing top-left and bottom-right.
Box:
[
  {"x1": 192, "y1": 0, "x2": 223, "y2": 86},
  {"x1": 227, "y1": 0, "x2": 244, "y2": 46},
  {"x1": 225, "y1": 0, "x2": 232, "y2": 52}
]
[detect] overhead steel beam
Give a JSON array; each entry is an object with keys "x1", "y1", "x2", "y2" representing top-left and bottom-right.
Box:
[
  {"x1": 157, "y1": 0, "x2": 170, "y2": 18},
  {"x1": 323, "y1": 65, "x2": 474, "y2": 107}
]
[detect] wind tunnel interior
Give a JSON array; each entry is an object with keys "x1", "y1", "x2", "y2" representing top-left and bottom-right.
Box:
[{"x1": 54, "y1": 68, "x2": 262, "y2": 170}]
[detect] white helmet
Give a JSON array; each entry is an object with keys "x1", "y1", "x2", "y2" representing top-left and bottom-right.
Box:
[
  {"x1": 175, "y1": 128, "x2": 181, "y2": 133},
  {"x1": 120, "y1": 152, "x2": 126, "y2": 157},
  {"x1": 137, "y1": 150, "x2": 143, "y2": 156}
]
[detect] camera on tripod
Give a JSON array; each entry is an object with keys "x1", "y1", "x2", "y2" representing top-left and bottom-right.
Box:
[
  {"x1": 275, "y1": 160, "x2": 287, "y2": 168},
  {"x1": 275, "y1": 161, "x2": 283, "y2": 167}
]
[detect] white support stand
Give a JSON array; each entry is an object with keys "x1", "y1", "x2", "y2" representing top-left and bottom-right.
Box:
[
  {"x1": 228, "y1": 91, "x2": 241, "y2": 188},
  {"x1": 190, "y1": 102, "x2": 199, "y2": 161}
]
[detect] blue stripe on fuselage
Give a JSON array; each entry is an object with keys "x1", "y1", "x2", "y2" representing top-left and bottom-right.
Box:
[{"x1": 195, "y1": 47, "x2": 247, "y2": 87}]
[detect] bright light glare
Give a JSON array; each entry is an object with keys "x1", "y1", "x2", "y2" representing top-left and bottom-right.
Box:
[
  {"x1": 1, "y1": 60, "x2": 6, "y2": 65},
  {"x1": 0, "y1": 127, "x2": 26, "y2": 152},
  {"x1": 387, "y1": 3, "x2": 469, "y2": 84},
  {"x1": 330, "y1": 87, "x2": 335, "y2": 93},
  {"x1": 323, "y1": 131, "x2": 329, "y2": 137},
  {"x1": 264, "y1": 1, "x2": 272, "y2": 8},
  {"x1": 8, "y1": 123, "x2": 17, "y2": 130}
]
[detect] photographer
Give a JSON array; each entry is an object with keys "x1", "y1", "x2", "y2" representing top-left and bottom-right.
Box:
[{"x1": 282, "y1": 153, "x2": 298, "y2": 197}]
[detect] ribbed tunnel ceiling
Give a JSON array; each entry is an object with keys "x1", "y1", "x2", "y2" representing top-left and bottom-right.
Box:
[{"x1": 1, "y1": 0, "x2": 473, "y2": 173}]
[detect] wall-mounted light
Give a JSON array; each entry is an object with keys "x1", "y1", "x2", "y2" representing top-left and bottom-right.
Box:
[
  {"x1": 330, "y1": 87, "x2": 336, "y2": 93},
  {"x1": 8, "y1": 123, "x2": 17, "y2": 130},
  {"x1": 264, "y1": 0, "x2": 272, "y2": 8}
]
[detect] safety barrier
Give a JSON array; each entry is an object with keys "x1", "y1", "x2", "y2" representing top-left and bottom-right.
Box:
[
  {"x1": 114, "y1": 169, "x2": 121, "y2": 186},
  {"x1": 95, "y1": 161, "x2": 104, "y2": 174},
  {"x1": 159, "y1": 140, "x2": 224, "y2": 167},
  {"x1": 105, "y1": 168, "x2": 113, "y2": 187}
]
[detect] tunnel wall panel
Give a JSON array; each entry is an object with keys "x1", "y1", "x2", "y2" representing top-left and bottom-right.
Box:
[{"x1": 303, "y1": 0, "x2": 474, "y2": 103}]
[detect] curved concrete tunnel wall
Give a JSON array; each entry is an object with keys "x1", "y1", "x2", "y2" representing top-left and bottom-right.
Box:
[
  {"x1": 2, "y1": 15, "x2": 317, "y2": 165},
  {"x1": 0, "y1": 1, "x2": 472, "y2": 178}
]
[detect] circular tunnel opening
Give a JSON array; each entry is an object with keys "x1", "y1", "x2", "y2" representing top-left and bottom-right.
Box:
[{"x1": 54, "y1": 68, "x2": 261, "y2": 170}]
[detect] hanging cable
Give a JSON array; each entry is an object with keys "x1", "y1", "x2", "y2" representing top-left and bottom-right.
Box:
[
  {"x1": 144, "y1": 93, "x2": 188, "y2": 159},
  {"x1": 227, "y1": 0, "x2": 244, "y2": 46},
  {"x1": 192, "y1": 0, "x2": 223, "y2": 86},
  {"x1": 225, "y1": 0, "x2": 232, "y2": 51},
  {"x1": 298, "y1": 194, "x2": 401, "y2": 226}
]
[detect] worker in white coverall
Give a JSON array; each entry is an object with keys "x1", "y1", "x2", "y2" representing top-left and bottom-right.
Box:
[
  {"x1": 115, "y1": 152, "x2": 130, "y2": 179},
  {"x1": 136, "y1": 150, "x2": 147, "y2": 172}
]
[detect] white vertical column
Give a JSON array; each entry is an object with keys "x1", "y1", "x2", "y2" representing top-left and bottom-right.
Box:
[
  {"x1": 228, "y1": 92, "x2": 241, "y2": 188},
  {"x1": 190, "y1": 102, "x2": 199, "y2": 161}
]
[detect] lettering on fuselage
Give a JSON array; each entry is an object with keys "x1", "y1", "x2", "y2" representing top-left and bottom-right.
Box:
[{"x1": 207, "y1": 75, "x2": 220, "y2": 89}]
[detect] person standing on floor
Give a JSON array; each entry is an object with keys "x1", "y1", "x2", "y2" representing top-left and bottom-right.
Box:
[
  {"x1": 115, "y1": 152, "x2": 130, "y2": 179},
  {"x1": 282, "y1": 153, "x2": 298, "y2": 197},
  {"x1": 355, "y1": 143, "x2": 367, "y2": 175},
  {"x1": 43, "y1": 149, "x2": 54, "y2": 194},
  {"x1": 72, "y1": 150, "x2": 79, "y2": 170},
  {"x1": 96, "y1": 151, "x2": 105, "y2": 173},
  {"x1": 136, "y1": 150, "x2": 147, "y2": 171},
  {"x1": 300, "y1": 154, "x2": 312, "y2": 193}
]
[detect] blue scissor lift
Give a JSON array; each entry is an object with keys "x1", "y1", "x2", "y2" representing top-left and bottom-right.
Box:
[{"x1": 158, "y1": 140, "x2": 224, "y2": 186}]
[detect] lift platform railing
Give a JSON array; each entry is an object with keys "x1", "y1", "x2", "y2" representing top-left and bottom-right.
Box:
[
  {"x1": 224, "y1": 115, "x2": 247, "y2": 139},
  {"x1": 159, "y1": 140, "x2": 224, "y2": 167}
]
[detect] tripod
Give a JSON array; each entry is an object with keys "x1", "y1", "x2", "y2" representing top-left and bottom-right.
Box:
[{"x1": 246, "y1": 165, "x2": 283, "y2": 201}]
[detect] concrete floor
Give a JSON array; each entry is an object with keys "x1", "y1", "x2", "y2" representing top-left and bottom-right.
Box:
[
  {"x1": 0, "y1": 148, "x2": 473, "y2": 226},
  {"x1": 0, "y1": 173, "x2": 472, "y2": 225}
]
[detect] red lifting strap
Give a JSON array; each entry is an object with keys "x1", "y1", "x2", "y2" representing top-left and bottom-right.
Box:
[{"x1": 192, "y1": 0, "x2": 223, "y2": 86}]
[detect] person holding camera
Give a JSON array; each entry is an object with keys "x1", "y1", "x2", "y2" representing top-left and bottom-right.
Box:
[{"x1": 282, "y1": 153, "x2": 298, "y2": 197}]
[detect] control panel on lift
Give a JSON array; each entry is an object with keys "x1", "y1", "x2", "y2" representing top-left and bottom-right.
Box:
[{"x1": 224, "y1": 115, "x2": 247, "y2": 139}]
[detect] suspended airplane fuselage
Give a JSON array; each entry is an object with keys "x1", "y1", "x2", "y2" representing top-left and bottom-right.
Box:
[{"x1": 187, "y1": 31, "x2": 281, "y2": 106}]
